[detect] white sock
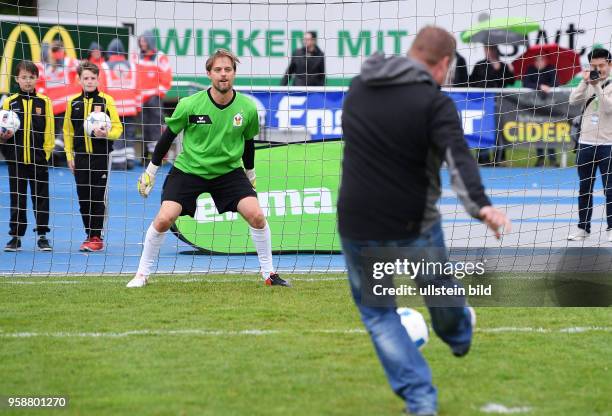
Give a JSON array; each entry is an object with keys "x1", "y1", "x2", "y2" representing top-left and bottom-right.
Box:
[
  {"x1": 249, "y1": 222, "x2": 274, "y2": 279},
  {"x1": 137, "y1": 224, "x2": 166, "y2": 277}
]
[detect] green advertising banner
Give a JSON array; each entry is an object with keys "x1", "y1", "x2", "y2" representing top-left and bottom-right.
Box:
[{"x1": 174, "y1": 141, "x2": 342, "y2": 254}]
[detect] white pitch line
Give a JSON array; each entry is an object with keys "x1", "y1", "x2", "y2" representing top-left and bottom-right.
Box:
[
  {"x1": 481, "y1": 403, "x2": 532, "y2": 414},
  {"x1": 476, "y1": 326, "x2": 612, "y2": 334},
  {"x1": 0, "y1": 327, "x2": 610, "y2": 339}
]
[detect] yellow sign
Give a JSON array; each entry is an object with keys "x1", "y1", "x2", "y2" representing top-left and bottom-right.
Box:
[
  {"x1": 502, "y1": 121, "x2": 571, "y2": 143},
  {"x1": 0, "y1": 24, "x2": 77, "y2": 93}
]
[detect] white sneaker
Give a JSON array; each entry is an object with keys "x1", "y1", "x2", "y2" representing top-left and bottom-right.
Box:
[
  {"x1": 126, "y1": 273, "x2": 148, "y2": 288},
  {"x1": 567, "y1": 228, "x2": 590, "y2": 241},
  {"x1": 607, "y1": 229, "x2": 612, "y2": 242}
]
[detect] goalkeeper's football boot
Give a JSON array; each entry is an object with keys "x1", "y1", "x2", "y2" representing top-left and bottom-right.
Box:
[
  {"x1": 265, "y1": 273, "x2": 291, "y2": 287},
  {"x1": 126, "y1": 273, "x2": 148, "y2": 288},
  {"x1": 4, "y1": 237, "x2": 21, "y2": 252}
]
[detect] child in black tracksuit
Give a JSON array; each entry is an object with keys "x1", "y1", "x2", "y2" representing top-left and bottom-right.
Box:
[
  {"x1": 63, "y1": 61, "x2": 122, "y2": 252},
  {"x1": 1, "y1": 61, "x2": 54, "y2": 252}
]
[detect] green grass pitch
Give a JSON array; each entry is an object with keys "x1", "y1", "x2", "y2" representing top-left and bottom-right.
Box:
[{"x1": 0, "y1": 274, "x2": 610, "y2": 416}]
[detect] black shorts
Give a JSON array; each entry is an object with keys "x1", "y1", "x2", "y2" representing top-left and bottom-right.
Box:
[{"x1": 161, "y1": 167, "x2": 257, "y2": 217}]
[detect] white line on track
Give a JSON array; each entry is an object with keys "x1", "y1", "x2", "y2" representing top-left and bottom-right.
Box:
[{"x1": 0, "y1": 327, "x2": 609, "y2": 338}]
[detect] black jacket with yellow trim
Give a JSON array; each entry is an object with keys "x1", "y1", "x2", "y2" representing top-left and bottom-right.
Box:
[
  {"x1": 1, "y1": 89, "x2": 54, "y2": 165},
  {"x1": 63, "y1": 89, "x2": 123, "y2": 160}
]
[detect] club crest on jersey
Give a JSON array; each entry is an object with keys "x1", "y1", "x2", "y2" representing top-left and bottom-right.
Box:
[{"x1": 233, "y1": 113, "x2": 243, "y2": 127}]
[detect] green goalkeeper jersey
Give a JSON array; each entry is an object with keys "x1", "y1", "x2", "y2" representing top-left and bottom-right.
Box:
[{"x1": 165, "y1": 89, "x2": 259, "y2": 179}]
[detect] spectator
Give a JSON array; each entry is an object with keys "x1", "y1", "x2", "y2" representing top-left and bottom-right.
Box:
[
  {"x1": 523, "y1": 54, "x2": 558, "y2": 92},
  {"x1": 85, "y1": 42, "x2": 105, "y2": 68},
  {"x1": 134, "y1": 30, "x2": 172, "y2": 164},
  {"x1": 469, "y1": 45, "x2": 514, "y2": 88},
  {"x1": 470, "y1": 45, "x2": 514, "y2": 164},
  {"x1": 84, "y1": 41, "x2": 107, "y2": 90},
  {"x1": 63, "y1": 61, "x2": 123, "y2": 252},
  {"x1": 104, "y1": 38, "x2": 140, "y2": 170},
  {"x1": 281, "y1": 31, "x2": 326, "y2": 87},
  {"x1": 1, "y1": 61, "x2": 54, "y2": 252},
  {"x1": 567, "y1": 48, "x2": 612, "y2": 242},
  {"x1": 451, "y1": 51, "x2": 469, "y2": 87},
  {"x1": 39, "y1": 40, "x2": 80, "y2": 167},
  {"x1": 524, "y1": 54, "x2": 560, "y2": 167}
]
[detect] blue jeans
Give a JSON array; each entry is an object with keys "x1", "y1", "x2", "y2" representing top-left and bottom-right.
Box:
[
  {"x1": 576, "y1": 143, "x2": 612, "y2": 233},
  {"x1": 341, "y1": 221, "x2": 473, "y2": 414}
]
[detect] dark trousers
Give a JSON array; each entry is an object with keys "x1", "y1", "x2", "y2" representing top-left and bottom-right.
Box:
[
  {"x1": 74, "y1": 154, "x2": 109, "y2": 238},
  {"x1": 576, "y1": 143, "x2": 612, "y2": 233},
  {"x1": 7, "y1": 161, "x2": 50, "y2": 237},
  {"x1": 142, "y1": 96, "x2": 163, "y2": 154},
  {"x1": 536, "y1": 147, "x2": 557, "y2": 162}
]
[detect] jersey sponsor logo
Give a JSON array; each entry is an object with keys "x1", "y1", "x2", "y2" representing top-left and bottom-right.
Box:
[
  {"x1": 233, "y1": 113, "x2": 243, "y2": 127},
  {"x1": 189, "y1": 114, "x2": 212, "y2": 124}
]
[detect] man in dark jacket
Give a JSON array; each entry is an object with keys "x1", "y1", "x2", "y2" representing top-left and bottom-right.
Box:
[
  {"x1": 469, "y1": 45, "x2": 514, "y2": 164},
  {"x1": 523, "y1": 55, "x2": 559, "y2": 91},
  {"x1": 523, "y1": 55, "x2": 560, "y2": 167},
  {"x1": 468, "y1": 45, "x2": 514, "y2": 88},
  {"x1": 281, "y1": 31, "x2": 325, "y2": 86},
  {"x1": 339, "y1": 26, "x2": 510, "y2": 416},
  {"x1": 451, "y1": 51, "x2": 469, "y2": 87}
]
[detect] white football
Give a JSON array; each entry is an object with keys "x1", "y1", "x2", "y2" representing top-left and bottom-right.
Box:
[
  {"x1": 84, "y1": 111, "x2": 112, "y2": 136},
  {"x1": 0, "y1": 110, "x2": 21, "y2": 135},
  {"x1": 397, "y1": 307, "x2": 429, "y2": 349}
]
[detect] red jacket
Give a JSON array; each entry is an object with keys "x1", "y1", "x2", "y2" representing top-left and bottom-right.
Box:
[
  {"x1": 102, "y1": 55, "x2": 141, "y2": 116},
  {"x1": 35, "y1": 57, "x2": 81, "y2": 114},
  {"x1": 134, "y1": 50, "x2": 172, "y2": 103}
]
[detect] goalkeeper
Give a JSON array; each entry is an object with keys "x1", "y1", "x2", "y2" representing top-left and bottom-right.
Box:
[{"x1": 127, "y1": 49, "x2": 289, "y2": 288}]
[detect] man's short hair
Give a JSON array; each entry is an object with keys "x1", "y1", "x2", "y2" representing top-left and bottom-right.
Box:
[
  {"x1": 409, "y1": 26, "x2": 456, "y2": 66},
  {"x1": 306, "y1": 31, "x2": 317, "y2": 40},
  {"x1": 15, "y1": 60, "x2": 39, "y2": 77},
  {"x1": 206, "y1": 49, "x2": 240, "y2": 72},
  {"x1": 77, "y1": 61, "x2": 99, "y2": 76},
  {"x1": 588, "y1": 48, "x2": 612, "y2": 62}
]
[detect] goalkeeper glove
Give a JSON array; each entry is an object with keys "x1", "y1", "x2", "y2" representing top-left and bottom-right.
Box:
[
  {"x1": 245, "y1": 168, "x2": 256, "y2": 188},
  {"x1": 137, "y1": 162, "x2": 159, "y2": 198}
]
